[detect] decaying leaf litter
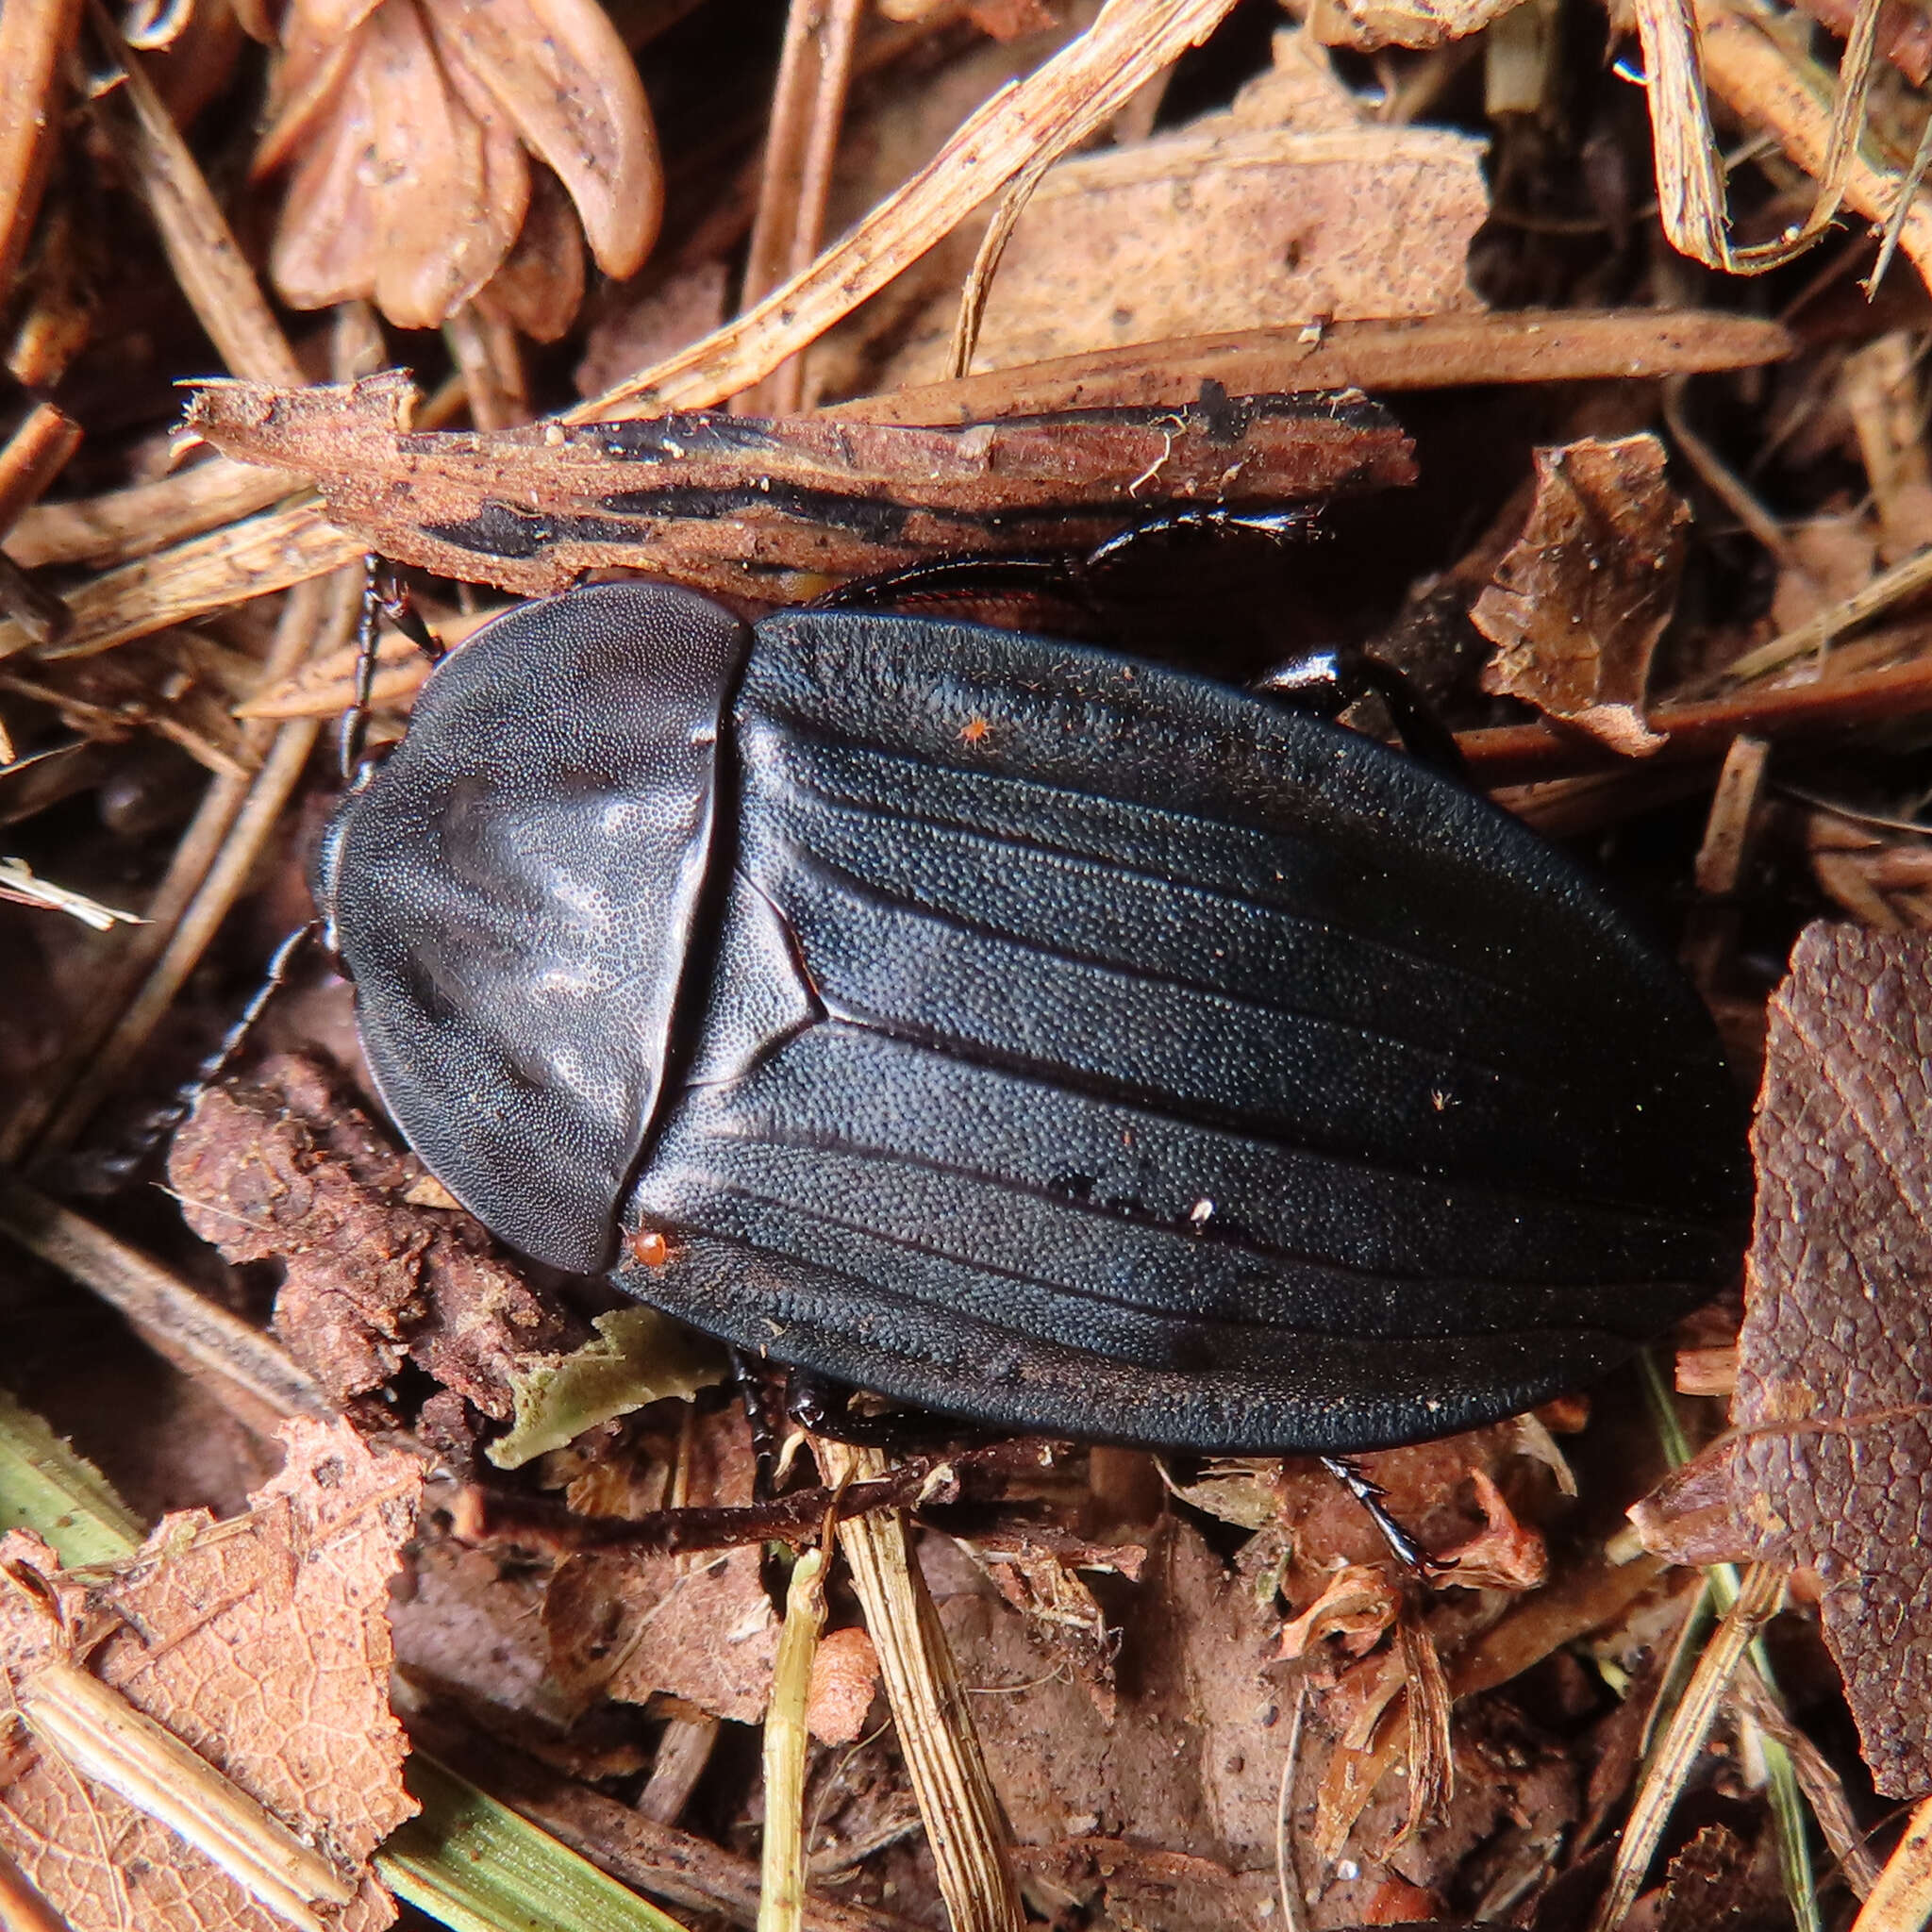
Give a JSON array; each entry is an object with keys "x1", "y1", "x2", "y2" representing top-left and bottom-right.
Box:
[{"x1": 9, "y1": 0, "x2": 1932, "y2": 1926}]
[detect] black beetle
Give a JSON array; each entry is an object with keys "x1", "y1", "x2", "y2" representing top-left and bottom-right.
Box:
[{"x1": 312, "y1": 581, "x2": 1750, "y2": 1456}]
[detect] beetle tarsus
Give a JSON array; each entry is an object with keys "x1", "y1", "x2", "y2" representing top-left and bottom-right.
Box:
[
  {"x1": 731, "y1": 1347, "x2": 782, "y2": 1504},
  {"x1": 1319, "y1": 1454, "x2": 1455, "y2": 1582}
]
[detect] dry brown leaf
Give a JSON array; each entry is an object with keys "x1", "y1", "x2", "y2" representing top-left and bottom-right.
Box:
[
  {"x1": 1274, "y1": 1563, "x2": 1401, "y2": 1660},
  {"x1": 0, "y1": 1418, "x2": 419, "y2": 1930},
  {"x1": 1431, "y1": 1468, "x2": 1549, "y2": 1591},
  {"x1": 258, "y1": 0, "x2": 658, "y2": 329},
  {"x1": 419, "y1": 0, "x2": 659, "y2": 279},
  {"x1": 1473, "y1": 436, "x2": 1690, "y2": 756},
  {"x1": 959, "y1": 1530, "x2": 1134, "y2": 1721},
  {"x1": 547, "y1": 1543, "x2": 779, "y2": 1725},
  {"x1": 1631, "y1": 924, "x2": 1932, "y2": 1796},
  {"x1": 372, "y1": 0, "x2": 528, "y2": 330},
  {"x1": 803, "y1": 1626, "x2": 879, "y2": 1748},
  {"x1": 964, "y1": 123, "x2": 1487, "y2": 376},
  {"x1": 939, "y1": 1511, "x2": 1576, "y2": 1925},
  {"x1": 474, "y1": 164, "x2": 586, "y2": 343},
  {"x1": 544, "y1": 1409, "x2": 788, "y2": 1730},
  {"x1": 168, "y1": 1055, "x2": 577, "y2": 1418}
]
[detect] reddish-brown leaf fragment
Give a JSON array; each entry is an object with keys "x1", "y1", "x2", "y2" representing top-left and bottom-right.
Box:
[
  {"x1": 0, "y1": 1419, "x2": 420, "y2": 1930},
  {"x1": 168, "y1": 1054, "x2": 577, "y2": 1417},
  {"x1": 1473, "y1": 435, "x2": 1690, "y2": 755},
  {"x1": 1631, "y1": 924, "x2": 1932, "y2": 1796},
  {"x1": 365, "y1": 0, "x2": 528, "y2": 330}
]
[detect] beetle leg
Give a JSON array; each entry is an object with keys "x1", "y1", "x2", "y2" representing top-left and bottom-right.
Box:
[
  {"x1": 1319, "y1": 1454, "x2": 1457, "y2": 1583},
  {"x1": 1252, "y1": 645, "x2": 1468, "y2": 783},
  {"x1": 732, "y1": 1347, "x2": 783, "y2": 1504},
  {"x1": 1082, "y1": 504, "x2": 1318, "y2": 570},
  {"x1": 810, "y1": 552, "x2": 1081, "y2": 611},
  {"x1": 338, "y1": 558, "x2": 441, "y2": 785}
]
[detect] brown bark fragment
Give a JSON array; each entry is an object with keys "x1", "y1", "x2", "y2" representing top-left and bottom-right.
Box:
[
  {"x1": 1473, "y1": 435, "x2": 1690, "y2": 754},
  {"x1": 1631, "y1": 924, "x2": 1932, "y2": 1796},
  {"x1": 183, "y1": 370, "x2": 1415, "y2": 601},
  {"x1": 168, "y1": 1054, "x2": 576, "y2": 1416}
]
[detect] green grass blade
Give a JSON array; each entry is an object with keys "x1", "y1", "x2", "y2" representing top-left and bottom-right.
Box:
[
  {"x1": 1637, "y1": 1349, "x2": 1821, "y2": 1932},
  {"x1": 380, "y1": 1756, "x2": 691, "y2": 1932},
  {"x1": 0, "y1": 1389, "x2": 142, "y2": 1564}
]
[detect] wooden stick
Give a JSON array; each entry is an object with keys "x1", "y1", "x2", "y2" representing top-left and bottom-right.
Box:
[
  {"x1": 737, "y1": 0, "x2": 866, "y2": 418},
  {"x1": 0, "y1": 0, "x2": 82, "y2": 298},
  {"x1": 813, "y1": 1440, "x2": 1024, "y2": 1932},
  {"x1": 0, "y1": 402, "x2": 82, "y2": 540}
]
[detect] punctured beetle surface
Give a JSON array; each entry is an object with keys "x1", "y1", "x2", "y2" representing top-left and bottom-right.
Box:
[{"x1": 314, "y1": 582, "x2": 1751, "y2": 1455}]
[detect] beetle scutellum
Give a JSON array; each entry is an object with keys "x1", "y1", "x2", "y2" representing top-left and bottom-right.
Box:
[{"x1": 312, "y1": 581, "x2": 1751, "y2": 1457}]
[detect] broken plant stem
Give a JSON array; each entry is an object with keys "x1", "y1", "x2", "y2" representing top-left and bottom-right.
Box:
[
  {"x1": 1693, "y1": 0, "x2": 1932, "y2": 286},
  {"x1": 1636, "y1": 1351, "x2": 1823, "y2": 1930},
  {"x1": 380, "y1": 1755, "x2": 687, "y2": 1932},
  {"x1": 947, "y1": 153, "x2": 1053, "y2": 382},
  {"x1": 0, "y1": 402, "x2": 81, "y2": 539},
  {"x1": 1590, "y1": 1563, "x2": 1787, "y2": 1932},
  {"x1": 5, "y1": 455, "x2": 299, "y2": 572},
  {"x1": 17, "y1": 1657, "x2": 354, "y2": 1932},
  {"x1": 455, "y1": 1455, "x2": 977, "y2": 1557},
  {"x1": 1714, "y1": 541, "x2": 1932, "y2": 687},
  {"x1": 0, "y1": 0, "x2": 80, "y2": 299},
  {"x1": 0, "y1": 495, "x2": 362, "y2": 664},
  {"x1": 0, "y1": 1391, "x2": 143, "y2": 1567},
  {"x1": 812, "y1": 1439, "x2": 1024, "y2": 1932},
  {"x1": 84, "y1": 0, "x2": 303, "y2": 387},
  {"x1": 408, "y1": 1705, "x2": 931, "y2": 1932},
  {"x1": 0, "y1": 575, "x2": 315, "y2": 1165},
  {"x1": 738, "y1": 0, "x2": 865, "y2": 417},
  {"x1": 1871, "y1": 101, "x2": 1932, "y2": 294},
  {"x1": 1663, "y1": 375, "x2": 1805, "y2": 575},
  {"x1": 29, "y1": 564, "x2": 361, "y2": 1158},
  {"x1": 760, "y1": 1544, "x2": 829, "y2": 1932}
]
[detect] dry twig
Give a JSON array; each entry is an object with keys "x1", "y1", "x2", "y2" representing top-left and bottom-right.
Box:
[{"x1": 572, "y1": 0, "x2": 1243, "y2": 416}]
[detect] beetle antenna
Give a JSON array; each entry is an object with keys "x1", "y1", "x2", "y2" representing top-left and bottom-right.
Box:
[
  {"x1": 66, "y1": 921, "x2": 320, "y2": 1189},
  {"x1": 1319, "y1": 1454, "x2": 1456, "y2": 1583},
  {"x1": 194, "y1": 920, "x2": 320, "y2": 1096},
  {"x1": 339, "y1": 558, "x2": 442, "y2": 785}
]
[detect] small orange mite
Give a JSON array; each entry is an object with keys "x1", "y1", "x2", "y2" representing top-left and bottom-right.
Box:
[
  {"x1": 629, "y1": 1228, "x2": 671, "y2": 1267},
  {"x1": 958, "y1": 716, "x2": 991, "y2": 743}
]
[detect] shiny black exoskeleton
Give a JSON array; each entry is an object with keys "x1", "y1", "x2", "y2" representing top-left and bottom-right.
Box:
[{"x1": 314, "y1": 583, "x2": 1751, "y2": 1455}]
